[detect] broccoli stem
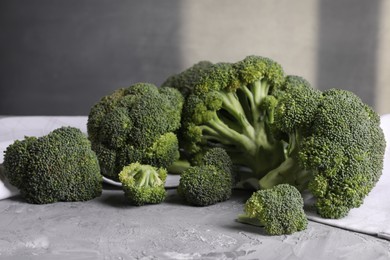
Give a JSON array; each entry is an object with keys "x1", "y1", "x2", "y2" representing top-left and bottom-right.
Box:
[
  {"x1": 220, "y1": 91, "x2": 256, "y2": 140},
  {"x1": 205, "y1": 116, "x2": 257, "y2": 154},
  {"x1": 197, "y1": 80, "x2": 286, "y2": 181},
  {"x1": 167, "y1": 159, "x2": 191, "y2": 174},
  {"x1": 236, "y1": 214, "x2": 265, "y2": 227},
  {"x1": 244, "y1": 79, "x2": 271, "y2": 132},
  {"x1": 133, "y1": 168, "x2": 163, "y2": 187},
  {"x1": 258, "y1": 131, "x2": 310, "y2": 191}
]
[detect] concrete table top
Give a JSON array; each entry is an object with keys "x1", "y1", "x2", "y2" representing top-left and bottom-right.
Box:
[{"x1": 0, "y1": 186, "x2": 389, "y2": 260}]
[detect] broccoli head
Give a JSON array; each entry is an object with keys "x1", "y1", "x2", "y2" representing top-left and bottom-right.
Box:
[
  {"x1": 259, "y1": 81, "x2": 386, "y2": 218},
  {"x1": 237, "y1": 184, "x2": 308, "y2": 235},
  {"x1": 87, "y1": 83, "x2": 184, "y2": 181},
  {"x1": 162, "y1": 56, "x2": 287, "y2": 184},
  {"x1": 118, "y1": 162, "x2": 167, "y2": 206},
  {"x1": 3, "y1": 127, "x2": 102, "y2": 204},
  {"x1": 177, "y1": 148, "x2": 233, "y2": 206}
]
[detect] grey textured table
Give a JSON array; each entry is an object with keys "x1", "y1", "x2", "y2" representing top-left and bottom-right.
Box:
[{"x1": 0, "y1": 186, "x2": 389, "y2": 260}]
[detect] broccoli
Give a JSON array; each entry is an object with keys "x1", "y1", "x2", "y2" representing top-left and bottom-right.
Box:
[
  {"x1": 259, "y1": 82, "x2": 386, "y2": 218},
  {"x1": 237, "y1": 184, "x2": 308, "y2": 235},
  {"x1": 118, "y1": 162, "x2": 167, "y2": 206},
  {"x1": 87, "y1": 83, "x2": 184, "y2": 181},
  {"x1": 162, "y1": 56, "x2": 287, "y2": 185},
  {"x1": 177, "y1": 148, "x2": 234, "y2": 206},
  {"x1": 163, "y1": 55, "x2": 386, "y2": 218},
  {"x1": 3, "y1": 127, "x2": 102, "y2": 204}
]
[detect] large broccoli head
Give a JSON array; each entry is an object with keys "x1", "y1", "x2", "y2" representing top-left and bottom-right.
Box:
[
  {"x1": 3, "y1": 127, "x2": 102, "y2": 204},
  {"x1": 162, "y1": 56, "x2": 286, "y2": 182},
  {"x1": 302, "y1": 89, "x2": 386, "y2": 218},
  {"x1": 87, "y1": 83, "x2": 184, "y2": 181},
  {"x1": 260, "y1": 81, "x2": 386, "y2": 218},
  {"x1": 164, "y1": 55, "x2": 386, "y2": 219}
]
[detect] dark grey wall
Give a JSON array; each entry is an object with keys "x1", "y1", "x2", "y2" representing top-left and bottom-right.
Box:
[
  {"x1": 0, "y1": 0, "x2": 384, "y2": 115},
  {"x1": 317, "y1": 0, "x2": 381, "y2": 107},
  {"x1": 0, "y1": 0, "x2": 182, "y2": 115}
]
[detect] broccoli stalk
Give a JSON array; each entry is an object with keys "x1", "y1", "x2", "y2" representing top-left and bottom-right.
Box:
[{"x1": 259, "y1": 130, "x2": 311, "y2": 192}]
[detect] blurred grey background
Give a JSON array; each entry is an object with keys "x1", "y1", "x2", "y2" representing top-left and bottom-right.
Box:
[{"x1": 1, "y1": 0, "x2": 389, "y2": 115}]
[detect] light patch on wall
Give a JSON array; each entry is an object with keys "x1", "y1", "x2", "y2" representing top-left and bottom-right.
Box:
[
  {"x1": 179, "y1": 0, "x2": 319, "y2": 85},
  {"x1": 377, "y1": 0, "x2": 390, "y2": 115}
]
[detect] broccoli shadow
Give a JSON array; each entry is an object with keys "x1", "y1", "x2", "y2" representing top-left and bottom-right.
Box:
[
  {"x1": 161, "y1": 188, "x2": 188, "y2": 206},
  {"x1": 222, "y1": 221, "x2": 269, "y2": 237},
  {"x1": 98, "y1": 193, "x2": 131, "y2": 208},
  {"x1": 98, "y1": 187, "x2": 184, "y2": 208},
  {"x1": 7, "y1": 195, "x2": 25, "y2": 203},
  {"x1": 97, "y1": 184, "x2": 134, "y2": 208}
]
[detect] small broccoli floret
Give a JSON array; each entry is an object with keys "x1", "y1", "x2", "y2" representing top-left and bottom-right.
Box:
[
  {"x1": 3, "y1": 127, "x2": 102, "y2": 204},
  {"x1": 178, "y1": 165, "x2": 232, "y2": 206},
  {"x1": 199, "y1": 147, "x2": 233, "y2": 176},
  {"x1": 165, "y1": 56, "x2": 287, "y2": 186},
  {"x1": 87, "y1": 83, "x2": 184, "y2": 181},
  {"x1": 118, "y1": 162, "x2": 167, "y2": 206},
  {"x1": 177, "y1": 148, "x2": 233, "y2": 206},
  {"x1": 237, "y1": 184, "x2": 308, "y2": 235}
]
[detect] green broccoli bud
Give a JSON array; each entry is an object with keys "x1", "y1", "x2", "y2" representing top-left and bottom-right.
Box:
[
  {"x1": 177, "y1": 148, "x2": 234, "y2": 206},
  {"x1": 237, "y1": 184, "x2": 308, "y2": 235},
  {"x1": 177, "y1": 165, "x2": 232, "y2": 206},
  {"x1": 118, "y1": 162, "x2": 167, "y2": 206}
]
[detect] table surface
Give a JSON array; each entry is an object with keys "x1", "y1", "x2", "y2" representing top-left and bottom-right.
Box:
[
  {"x1": 0, "y1": 116, "x2": 389, "y2": 259},
  {"x1": 0, "y1": 185, "x2": 389, "y2": 260}
]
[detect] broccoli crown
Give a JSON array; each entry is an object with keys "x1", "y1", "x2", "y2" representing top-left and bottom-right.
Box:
[
  {"x1": 3, "y1": 127, "x2": 102, "y2": 204},
  {"x1": 259, "y1": 84, "x2": 386, "y2": 218},
  {"x1": 162, "y1": 61, "x2": 214, "y2": 98},
  {"x1": 237, "y1": 184, "x2": 307, "y2": 235},
  {"x1": 164, "y1": 56, "x2": 287, "y2": 182},
  {"x1": 302, "y1": 89, "x2": 386, "y2": 218},
  {"x1": 87, "y1": 83, "x2": 184, "y2": 180},
  {"x1": 118, "y1": 162, "x2": 167, "y2": 206},
  {"x1": 177, "y1": 148, "x2": 234, "y2": 206}
]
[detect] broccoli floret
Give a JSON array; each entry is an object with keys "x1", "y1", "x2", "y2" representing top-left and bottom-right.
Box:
[
  {"x1": 177, "y1": 148, "x2": 233, "y2": 206},
  {"x1": 163, "y1": 56, "x2": 286, "y2": 184},
  {"x1": 259, "y1": 82, "x2": 386, "y2": 218},
  {"x1": 3, "y1": 127, "x2": 102, "y2": 204},
  {"x1": 237, "y1": 184, "x2": 308, "y2": 235},
  {"x1": 198, "y1": 147, "x2": 234, "y2": 177},
  {"x1": 118, "y1": 162, "x2": 167, "y2": 206},
  {"x1": 87, "y1": 83, "x2": 184, "y2": 181}
]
